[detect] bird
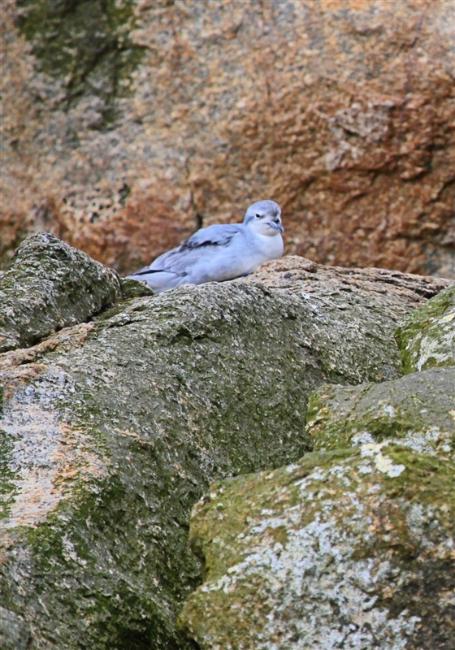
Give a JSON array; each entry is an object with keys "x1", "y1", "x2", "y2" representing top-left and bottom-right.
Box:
[{"x1": 128, "y1": 199, "x2": 284, "y2": 292}]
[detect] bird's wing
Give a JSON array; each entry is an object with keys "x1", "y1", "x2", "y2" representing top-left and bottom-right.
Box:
[
  {"x1": 180, "y1": 224, "x2": 242, "y2": 250},
  {"x1": 144, "y1": 224, "x2": 243, "y2": 275},
  {"x1": 129, "y1": 224, "x2": 245, "y2": 287}
]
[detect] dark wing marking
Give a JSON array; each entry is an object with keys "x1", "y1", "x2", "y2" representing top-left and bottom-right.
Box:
[
  {"x1": 141, "y1": 223, "x2": 244, "y2": 275},
  {"x1": 180, "y1": 224, "x2": 242, "y2": 251},
  {"x1": 132, "y1": 268, "x2": 185, "y2": 277}
]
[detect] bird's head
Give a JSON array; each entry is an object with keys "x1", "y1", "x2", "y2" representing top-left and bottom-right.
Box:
[{"x1": 243, "y1": 200, "x2": 283, "y2": 237}]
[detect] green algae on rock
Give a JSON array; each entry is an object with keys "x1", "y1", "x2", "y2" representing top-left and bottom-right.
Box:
[
  {"x1": 0, "y1": 606, "x2": 30, "y2": 650},
  {"x1": 180, "y1": 448, "x2": 455, "y2": 650},
  {"x1": 119, "y1": 277, "x2": 155, "y2": 299},
  {"x1": 179, "y1": 266, "x2": 455, "y2": 650},
  {"x1": 306, "y1": 367, "x2": 455, "y2": 454},
  {"x1": 0, "y1": 233, "x2": 122, "y2": 353},
  {"x1": 242, "y1": 257, "x2": 451, "y2": 386},
  {"x1": 396, "y1": 285, "x2": 455, "y2": 373}
]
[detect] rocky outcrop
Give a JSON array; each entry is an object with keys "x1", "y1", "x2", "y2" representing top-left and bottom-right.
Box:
[
  {"x1": 2, "y1": 1, "x2": 455, "y2": 275},
  {"x1": 306, "y1": 367, "x2": 455, "y2": 453},
  {"x1": 0, "y1": 236, "x2": 449, "y2": 648},
  {"x1": 0, "y1": 233, "x2": 122, "y2": 353},
  {"x1": 180, "y1": 272, "x2": 455, "y2": 649}
]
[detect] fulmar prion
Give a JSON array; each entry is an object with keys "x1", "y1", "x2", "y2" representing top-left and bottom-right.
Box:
[{"x1": 128, "y1": 200, "x2": 284, "y2": 292}]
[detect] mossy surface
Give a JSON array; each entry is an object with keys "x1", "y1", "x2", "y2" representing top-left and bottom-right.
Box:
[
  {"x1": 18, "y1": 475, "x2": 199, "y2": 648},
  {"x1": 185, "y1": 448, "x2": 354, "y2": 582},
  {"x1": 396, "y1": 285, "x2": 455, "y2": 373},
  {"x1": 0, "y1": 233, "x2": 122, "y2": 352},
  {"x1": 306, "y1": 367, "x2": 455, "y2": 452},
  {"x1": 0, "y1": 434, "x2": 15, "y2": 521},
  {"x1": 180, "y1": 447, "x2": 455, "y2": 649},
  {"x1": 16, "y1": 0, "x2": 145, "y2": 127}
]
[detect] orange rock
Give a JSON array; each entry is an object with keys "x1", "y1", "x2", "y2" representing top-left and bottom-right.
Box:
[{"x1": 1, "y1": 0, "x2": 454, "y2": 275}]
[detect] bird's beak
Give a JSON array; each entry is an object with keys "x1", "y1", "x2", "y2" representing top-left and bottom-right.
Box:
[{"x1": 270, "y1": 222, "x2": 284, "y2": 233}]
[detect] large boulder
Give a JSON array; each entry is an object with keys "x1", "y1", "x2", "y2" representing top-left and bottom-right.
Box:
[
  {"x1": 0, "y1": 233, "x2": 122, "y2": 353},
  {"x1": 2, "y1": 1, "x2": 455, "y2": 276},
  {"x1": 180, "y1": 446, "x2": 455, "y2": 649},
  {"x1": 180, "y1": 269, "x2": 455, "y2": 649},
  {"x1": 0, "y1": 239, "x2": 447, "y2": 648}
]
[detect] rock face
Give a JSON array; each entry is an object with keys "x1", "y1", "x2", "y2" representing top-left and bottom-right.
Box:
[
  {"x1": 0, "y1": 236, "x2": 448, "y2": 649},
  {"x1": 2, "y1": 1, "x2": 455, "y2": 276},
  {"x1": 0, "y1": 233, "x2": 122, "y2": 353},
  {"x1": 180, "y1": 276, "x2": 455, "y2": 649},
  {"x1": 180, "y1": 447, "x2": 455, "y2": 650},
  {"x1": 396, "y1": 285, "x2": 455, "y2": 373},
  {"x1": 307, "y1": 367, "x2": 455, "y2": 453}
]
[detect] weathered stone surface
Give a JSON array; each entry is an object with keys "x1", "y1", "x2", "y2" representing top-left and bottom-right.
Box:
[
  {"x1": 0, "y1": 233, "x2": 122, "y2": 353},
  {"x1": 306, "y1": 367, "x2": 455, "y2": 453},
  {"x1": 180, "y1": 448, "x2": 455, "y2": 650},
  {"x1": 180, "y1": 264, "x2": 454, "y2": 649},
  {"x1": 2, "y1": 1, "x2": 455, "y2": 275},
  {"x1": 396, "y1": 285, "x2": 455, "y2": 373},
  {"x1": 243, "y1": 257, "x2": 452, "y2": 388},
  {"x1": 0, "y1": 246, "x2": 446, "y2": 648},
  {"x1": 0, "y1": 606, "x2": 30, "y2": 650}
]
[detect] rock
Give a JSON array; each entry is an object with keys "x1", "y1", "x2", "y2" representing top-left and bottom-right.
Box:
[
  {"x1": 180, "y1": 447, "x2": 455, "y2": 650},
  {"x1": 306, "y1": 367, "x2": 455, "y2": 453},
  {"x1": 119, "y1": 276, "x2": 155, "y2": 299},
  {"x1": 0, "y1": 233, "x2": 122, "y2": 353},
  {"x1": 0, "y1": 245, "x2": 446, "y2": 648},
  {"x1": 180, "y1": 268, "x2": 455, "y2": 649},
  {"x1": 2, "y1": 2, "x2": 455, "y2": 276},
  {"x1": 396, "y1": 285, "x2": 455, "y2": 373},
  {"x1": 0, "y1": 607, "x2": 30, "y2": 650}
]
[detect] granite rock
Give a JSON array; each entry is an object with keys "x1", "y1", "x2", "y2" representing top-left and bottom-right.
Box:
[
  {"x1": 0, "y1": 233, "x2": 122, "y2": 353},
  {"x1": 0, "y1": 240, "x2": 447, "y2": 648},
  {"x1": 396, "y1": 285, "x2": 455, "y2": 373},
  {"x1": 2, "y1": 1, "x2": 455, "y2": 275},
  {"x1": 180, "y1": 447, "x2": 455, "y2": 649},
  {"x1": 180, "y1": 266, "x2": 454, "y2": 649}
]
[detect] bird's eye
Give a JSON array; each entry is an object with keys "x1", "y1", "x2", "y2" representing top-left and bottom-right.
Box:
[{"x1": 255, "y1": 213, "x2": 262, "y2": 219}]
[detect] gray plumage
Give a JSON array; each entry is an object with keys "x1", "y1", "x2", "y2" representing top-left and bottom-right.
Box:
[{"x1": 128, "y1": 199, "x2": 284, "y2": 292}]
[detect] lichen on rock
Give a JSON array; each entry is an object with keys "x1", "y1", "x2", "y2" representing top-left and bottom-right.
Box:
[
  {"x1": 306, "y1": 367, "x2": 455, "y2": 454},
  {"x1": 0, "y1": 242, "x2": 448, "y2": 648},
  {"x1": 396, "y1": 285, "x2": 455, "y2": 373},
  {"x1": 0, "y1": 233, "x2": 122, "y2": 353},
  {"x1": 180, "y1": 449, "x2": 455, "y2": 649},
  {"x1": 180, "y1": 268, "x2": 455, "y2": 649}
]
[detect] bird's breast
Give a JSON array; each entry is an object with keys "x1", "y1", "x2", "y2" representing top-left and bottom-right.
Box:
[{"x1": 254, "y1": 233, "x2": 284, "y2": 260}]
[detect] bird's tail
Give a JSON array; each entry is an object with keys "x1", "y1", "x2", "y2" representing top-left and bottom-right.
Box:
[{"x1": 128, "y1": 268, "x2": 186, "y2": 292}]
